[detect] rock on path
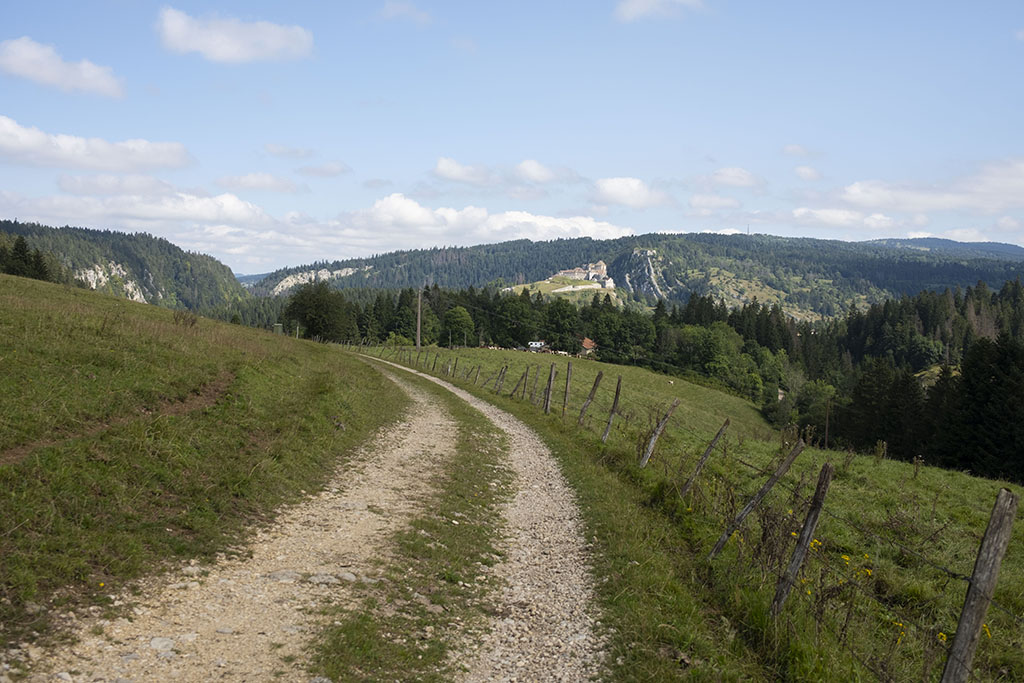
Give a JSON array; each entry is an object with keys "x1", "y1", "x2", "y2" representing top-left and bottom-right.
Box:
[
  {"x1": 378, "y1": 359, "x2": 606, "y2": 682},
  {"x1": 30, "y1": 376, "x2": 456, "y2": 683}
]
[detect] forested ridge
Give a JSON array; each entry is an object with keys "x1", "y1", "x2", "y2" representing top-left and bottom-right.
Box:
[
  {"x1": 0, "y1": 220, "x2": 246, "y2": 310},
  {"x1": 252, "y1": 232, "x2": 1024, "y2": 320}
]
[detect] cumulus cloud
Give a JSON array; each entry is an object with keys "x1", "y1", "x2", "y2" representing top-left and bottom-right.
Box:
[
  {"x1": 996, "y1": 216, "x2": 1021, "y2": 231},
  {"x1": 379, "y1": 1, "x2": 431, "y2": 25},
  {"x1": 615, "y1": 0, "x2": 702, "y2": 22},
  {"x1": 58, "y1": 174, "x2": 176, "y2": 196},
  {"x1": 264, "y1": 143, "x2": 313, "y2": 159},
  {"x1": 2, "y1": 190, "x2": 270, "y2": 226},
  {"x1": 689, "y1": 193, "x2": 740, "y2": 210},
  {"x1": 782, "y1": 143, "x2": 809, "y2": 157},
  {"x1": 434, "y1": 156, "x2": 494, "y2": 185},
  {"x1": 793, "y1": 206, "x2": 898, "y2": 230},
  {"x1": 296, "y1": 162, "x2": 350, "y2": 177},
  {"x1": 216, "y1": 172, "x2": 300, "y2": 193},
  {"x1": 710, "y1": 166, "x2": 762, "y2": 188},
  {"x1": 0, "y1": 37, "x2": 123, "y2": 97},
  {"x1": 795, "y1": 165, "x2": 821, "y2": 181},
  {"x1": 516, "y1": 159, "x2": 557, "y2": 184},
  {"x1": 0, "y1": 115, "x2": 191, "y2": 170},
  {"x1": 841, "y1": 159, "x2": 1024, "y2": 213},
  {"x1": 593, "y1": 177, "x2": 669, "y2": 208},
  {"x1": 157, "y1": 7, "x2": 313, "y2": 63}
]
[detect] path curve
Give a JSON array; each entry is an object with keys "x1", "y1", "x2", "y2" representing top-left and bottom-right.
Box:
[
  {"x1": 375, "y1": 358, "x2": 606, "y2": 682},
  {"x1": 30, "y1": 374, "x2": 455, "y2": 682}
]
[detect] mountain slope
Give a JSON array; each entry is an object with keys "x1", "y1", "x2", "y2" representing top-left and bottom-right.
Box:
[
  {"x1": 0, "y1": 220, "x2": 246, "y2": 310},
  {"x1": 252, "y1": 233, "x2": 1024, "y2": 319}
]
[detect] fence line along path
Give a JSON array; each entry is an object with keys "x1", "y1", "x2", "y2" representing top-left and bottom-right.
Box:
[{"x1": 372, "y1": 357, "x2": 607, "y2": 682}]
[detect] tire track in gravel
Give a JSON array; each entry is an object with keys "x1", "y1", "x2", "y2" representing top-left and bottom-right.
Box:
[
  {"x1": 30, "y1": 373, "x2": 456, "y2": 683},
  {"x1": 375, "y1": 358, "x2": 606, "y2": 682}
]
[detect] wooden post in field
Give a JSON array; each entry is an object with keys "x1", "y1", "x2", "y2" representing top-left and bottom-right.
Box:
[
  {"x1": 708, "y1": 440, "x2": 806, "y2": 562},
  {"x1": 577, "y1": 371, "x2": 604, "y2": 426},
  {"x1": 562, "y1": 361, "x2": 572, "y2": 419},
  {"x1": 601, "y1": 376, "x2": 622, "y2": 443},
  {"x1": 544, "y1": 363, "x2": 556, "y2": 414},
  {"x1": 495, "y1": 365, "x2": 508, "y2": 393},
  {"x1": 510, "y1": 370, "x2": 528, "y2": 397},
  {"x1": 480, "y1": 369, "x2": 499, "y2": 388},
  {"x1": 771, "y1": 462, "x2": 835, "y2": 616},
  {"x1": 452, "y1": 357, "x2": 459, "y2": 376},
  {"x1": 432, "y1": 354, "x2": 439, "y2": 372},
  {"x1": 941, "y1": 488, "x2": 1019, "y2": 683},
  {"x1": 529, "y1": 367, "x2": 540, "y2": 404},
  {"x1": 474, "y1": 365, "x2": 481, "y2": 385},
  {"x1": 638, "y1": 398, "x2": 680, "y2": 468},
  {"x1": 521, "y1": 366, "x2": 531, "y2": 399},
  {"x1": 416, "y1": 350, "x2": 422, "y2": 367},
  {"x1": 677, "y1": 419, "x2": 730, "y2": 500}
]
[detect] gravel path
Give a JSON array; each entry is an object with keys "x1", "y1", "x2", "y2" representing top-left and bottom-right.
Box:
[
  {"x1": 26, "y1": 375, "x2": 456, "y2": 683},
  {"x1": 377, "y1": 359, "x2": 606, "y2": 682}
]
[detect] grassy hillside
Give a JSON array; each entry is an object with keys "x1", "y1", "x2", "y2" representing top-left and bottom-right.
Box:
[
  {"x1": 373, "y1": 344, "x2": 1024, "y2": 680},
  {"x1": 0, "y1": 275, "x2": 407, "y2": 648}
]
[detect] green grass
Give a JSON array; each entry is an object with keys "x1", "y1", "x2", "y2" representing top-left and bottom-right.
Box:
[
  {"x1": 312, "y1": 361, "x2": 513, "y2": 681},
  {"x1": 376, "y1": 344, "x2": 1024, "y2": 681},
  {"x1": 0, "y1": 275, "x2": 408, "y2": 648}
]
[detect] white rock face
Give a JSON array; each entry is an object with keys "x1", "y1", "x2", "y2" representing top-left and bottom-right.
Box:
[
  {"x1": 75, "y1": 261, "x2": 149, "y2": 303},
  {"x1": 271, "y1": 266, "x2": 371, "y2": 296}
]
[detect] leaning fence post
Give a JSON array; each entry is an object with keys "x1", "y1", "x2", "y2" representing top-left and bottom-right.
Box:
[
  {"x1": 474, "y1": 365, "x2": 481, "y2": 385},
  {"x1": 495, "y1": 365, "x2": 508, "y2": 393},
  {"x1": 941, "y1": 488, "x2": 1019, "y2": 683},
  {"x1": 601, "y1": 376, "x2": 622, "y2": 443},
  {"x1": 708, "y1": 440, "x2": 806, "y2": 561},
  {"x1": 510, "y1": 370, "x2": 528, "y2": 398},
  {"x1": 677, "y1": 418, "x2": 730, "y2": 500},
  {"x1": 521, "y1": 366, "x2": 531, "y2": 399},
  {"x1": 577, "y1": 371, "x2": 604, "y2": 426},
  {"x1": 562, "y1": 361, "x2": 572, "y2": 418},
  {"x1": 771, "y1": 462, "x2": 835, "y2": 616},
  {"x1": 452, "y1": 357, "x2": 458, "y2": 377},
  {"x1": 638, "y1": 398, "x2": 680, "y2": 468},
  {"x1": 432, "y1": 354, "x2": 438, "y2": 372},
  {"x1": 529, "y1": 367, "x2": 540, "y2": 404},
  {"x1": 544, "y1": 363, "x2": 556, "y2": 414}
]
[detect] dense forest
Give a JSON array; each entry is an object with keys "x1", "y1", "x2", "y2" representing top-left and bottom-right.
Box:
[
  {"x1": 276, "y1": 277, "x2": 1024, "y2": 484},
  {"x1": 251, "y1": 233, "x2": 1024, "y2": 320},
  {"x1": 0, "y1": 221, "x2": 246, "y2": 310},
  {"x1": 0, "y1": 233, "x2": 75, "y2": 284}
]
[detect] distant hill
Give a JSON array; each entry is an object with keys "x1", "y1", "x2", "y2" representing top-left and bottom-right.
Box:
[
  {"x1": 0, "y1": 220, "x2": 246, "y2": 310},
  {"x1": 251, "y1": 233, "x2": 1024, "y2": 319}
]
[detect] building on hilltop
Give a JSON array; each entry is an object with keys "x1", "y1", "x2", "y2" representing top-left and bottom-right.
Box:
[{"x1": 556, "y1": 260, "x2": 608, "y2": 281}]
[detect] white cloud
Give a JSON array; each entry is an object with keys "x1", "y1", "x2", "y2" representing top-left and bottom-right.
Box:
[
  {"x1": 615, "y1": 0, "x2": 702, "y2": 22},
  {"x1": 1015, "y1": 29, "x2": 1024, "y2": 41},
  {"x1": 264, "y1": 143, "x2": 313, "y2": 159},
  {"x1": 516, "y1": 159, "x2": 557, "y2": 184},
  {"x1": 157, "y1": 7, "x2": 313, "y2": 63},
  {"x1": 996, "y1": 215, "x2": 1021, "y2": 231},
  {"x1": 710, "y1": 166, "x2": 762, "y2": 187},
  {"x1": 434, "y1": 156, "x2": 494, "y2": 185},
  {"x1": 296, "y1": 162, "x2": 350, "y2": 177},
  {"x1": 379, "y1": 1, "x2": 431, "y2": 25},
  {"x1": 689, "y1": 193, "x2": 740, "y2": 210},
  {"x1": 795, "y1": 165, "x2": 821, "y2": 181},
  {"x1": 842, "y1": 159, "x2": 1024, "y2": 213},
  {"x1": 792, "y1": 207, "x2": 865, "y2": 227},
  {"x1": 594, "y1": 177, "x2": 669, "y2": 208},
  {"x1": 863, "y1": 213, "x2": 895, "y2": 229},
  {"x1": 58, "y1": 174, "x2": 175, "y2": 196},
  {"x1": 783, "y1": 143, "x2": 809, "y2": 157},
  {"x1": 0, "y1": 37, "x2": 123, "y2": 97},
  {"x1": 3, "y1": 190, "x2": 270, "y2": 226},
  {"x1": 942, "y1": 228, "x2": 988, "y2": 242},
  {"x1": 216, "y1": 172, "x2": 300, "y2": 193},
  {"x1": 0, "y1": 115, "x2": 191, "y2": 170}
]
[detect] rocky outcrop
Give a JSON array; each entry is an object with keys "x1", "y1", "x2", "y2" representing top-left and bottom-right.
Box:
[
  {"x1": 271, "y1": 266, "x2": 372, "y2": 296},
  {"x1": 75, "y1": 262, "x2": 151, "y2": 303}
]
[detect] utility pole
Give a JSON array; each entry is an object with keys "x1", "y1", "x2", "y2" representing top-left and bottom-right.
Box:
[{"x1": 416, "y1": 289, "x2": 422, "y2": 350}]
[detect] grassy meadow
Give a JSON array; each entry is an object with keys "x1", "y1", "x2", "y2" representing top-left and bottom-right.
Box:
[
  {"x1": 0, "y1": 275, "x2": 407, "y2": 648},
  {"x1": 374, "y1": 344, "x2": 1024, "y2": 681}
]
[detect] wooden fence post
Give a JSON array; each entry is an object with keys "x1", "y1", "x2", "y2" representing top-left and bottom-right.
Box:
[
  {"x1": 638, "y1": 398, "x2": 680, "y2": 468},
  {"x1": 480, "y1": 369, "x2": 499, "y2": 388},
  {"x1": 432, "y1": 354, "x2": 438, "y2": 372},
  {"x1": 601, "y1": 376, "x2": 622, "y2": 443},
  {"x1": 771, "y1": 462, "x2": 835, "y2": 616},
  {"x1": 677, "y1": 418, "x2": 730, "y2": 500},
  {"x1": 577, "y1": 371, "x2": 604, "y2": 426},
  {"x1": 529, "y1": 367, "x2": 540, "y2": 404},
  {"x1": 521, "y1": 366, "x2": 531, "y2": 399},
  {"x1": 708, "y1": 440, "x2": 806, "y2": 561},
  {"x1": 510, "y1": 370, "x2": 528, "y2": 398},
  {"x1": 495, "y1": 365, "x2": 508, "y2": 393},
  {"x1": 544, "y1": 363, "x2": 556, "y2": 414},
  {"x1": 452, "y1": 357, "x2": 458, "y2": 376},
  {"x1": 562, "y1": 361, "x2": 572, "y2": 419},
  {"x1": 474, "y1": 365, "x2": 480, "y2": 385},
  {"x1": 941, "y1": 488, "x2": 1020, "y2": 683}
]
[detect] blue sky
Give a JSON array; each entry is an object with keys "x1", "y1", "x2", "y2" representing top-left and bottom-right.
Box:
[{"x1": 2, "y1": 1, "x2": 1023, "y2": 272}]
